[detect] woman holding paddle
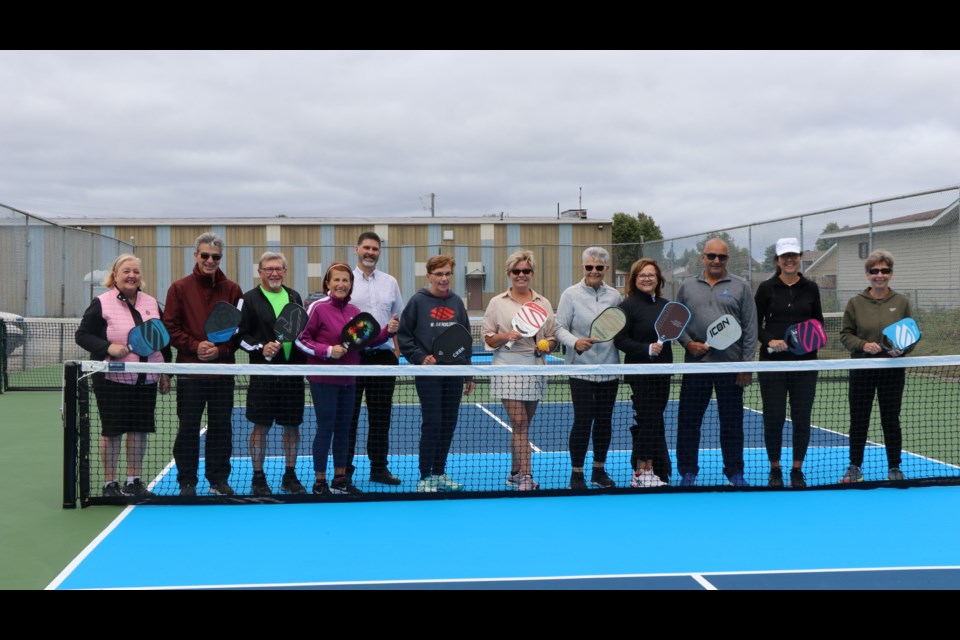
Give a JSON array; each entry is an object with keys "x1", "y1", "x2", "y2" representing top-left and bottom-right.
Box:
[
  {"x1": 296, "y1": 263, "x2": 398, "y2": 496},
  {"x1": 75, "y1": 254, "x2": 170, "y2": 498},
  {"x1": 754, "y1": 238, "x2": 824, "y2": 488},
  {"x1": 482, "y1": 250, "x2": 556, "y2": 491},
  {"x1": 398, "y1": 255, "x2": 475, "y2": 493},
  {"x1": 555, "y1": 247, "x2": 623, "y2": 490},
  {"x1": 839, "y1": 250, "x2": 913, "y2": 483},
  {"x1": 614, "y1": 258, "x2": 672, "y2": 488}
]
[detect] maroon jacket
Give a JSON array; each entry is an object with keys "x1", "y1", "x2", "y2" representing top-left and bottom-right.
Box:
[{"x1": 164, "y1": 264, "x2": 243, "y2": 364}]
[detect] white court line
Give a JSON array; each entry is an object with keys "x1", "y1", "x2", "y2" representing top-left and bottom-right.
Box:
[
  {"x1": 474, "y1": 403, "x2": 543, "y2": 453},
  {"x1": 691, "y1": 574, "x2": 718, "y2": 590},
  {"x1": 48, "y1": 424, "x2": 208, "y2": 590}
]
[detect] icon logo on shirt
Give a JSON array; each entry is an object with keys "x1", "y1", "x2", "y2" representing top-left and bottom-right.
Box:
[{"x1": 430, "y1": 306, "x2": 456, "y2": 321}]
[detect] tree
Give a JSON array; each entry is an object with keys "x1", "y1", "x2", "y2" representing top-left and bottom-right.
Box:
[
  {"x1": 761, "y1": 243, "x2": 778, "y2": 272},
  {"x1": 611, "y1": 211, "x2": 663, "y2": 271},
  {"x1": 816, "y1": 222, "x2": 840, "y2": 251}
]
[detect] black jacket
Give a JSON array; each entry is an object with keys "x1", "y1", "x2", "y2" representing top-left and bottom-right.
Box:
[
  {"x1": 754, "y1": 273, "x2": 824, "y2": 361},
  {"x1": 615, "y1": 293, "x2": 674, "y2": 365},
  {"x1": 238, "y1": 285, "x2": 307, "y2": 365}
]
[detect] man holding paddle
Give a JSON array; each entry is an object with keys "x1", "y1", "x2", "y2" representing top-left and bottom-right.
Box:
[
  {"x1": 676, "y1": 238, "x2": 758, "y2": 487},
  {"x1": 238, "y1": 251, "x2": 308, "y2": 496},
  {"x1": 348, "y1": 232, "x2": 405, "y2": 486},
  {"x1": 164, "y1": 232, "x2": 243, "y2": 497}
]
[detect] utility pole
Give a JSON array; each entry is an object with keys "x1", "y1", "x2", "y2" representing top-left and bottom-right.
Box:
[{"x1": 431, "y1": 193, "x2": 435, "y2": 217}]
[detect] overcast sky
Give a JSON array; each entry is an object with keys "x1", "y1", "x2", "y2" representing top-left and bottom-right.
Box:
[{"x1": 1, "y1": 50, "x2": 958, "y2": 238}]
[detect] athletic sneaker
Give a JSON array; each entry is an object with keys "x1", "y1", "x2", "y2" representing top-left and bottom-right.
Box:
[
  {"x1": 251, "y1": 473, "x2": 272, "y2": 496},
  {"x1": 631, "y1": 469, "x2": 667, "y2": 488},
  {"x1": 790, "y1": 469, "x2": 807, "y2": 488},
  {"x1": 569, "y1": 471, "x2": 588, "y2": 490},
  {"x1": 506, "y1": 471, "x2": 522, "y2": 488},
  {"x1": 103, "y1": 481, "x2": 123, "y2": 497},
  {"x1": 417, "y1": 477, "x2": 439, "y2": 493},
  {"x1": 122, "y1": 478, "x2": 154, "y2": 497},
  {"x1": 840, "y1": 465, "x2": 863, "y2": 484},
  {"x1": 590, "y1": 468, "x2": 616, "y2": 488},
  {"x1": 312, "y1": 479, "x2": 331, "y2": 495},
  {"x1": 434, "y1": 474, "x2": 464, "y2": 492},
  {"x1": 888, "y1": 467, "x2": 905, "y2": 481},
  {"x1": 281, "y1": 472, "x2": 307, "y2": 494},
  {"x1": 767, "y1": 468, "x2": 784, "y2": 488},
  {"x1": 330, "y1": 476, "x2": 363, "y2": 495},
  {"x1": 369, "y1": 469, "x2": 402, "y2": 486},
  {"x1": 680, "y1": 473, "x2": 697, "y2": 487},
  {"x1": 208, "y1": 480, "x2": 235, "y2": 496},
  {"x1": 726, "y1": 473, "x2": 749, "y2": 487},
  {"x1": 517, "y1": 475, "x2": 539, "y2": 491},
  {"x1": 179, "y1": 482, "x2": 196, "y2": 497}
]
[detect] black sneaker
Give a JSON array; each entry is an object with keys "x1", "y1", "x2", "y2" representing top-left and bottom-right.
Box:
[
  {"x1": 369, "y1": 469, "x2": 402, "y2": 486},
  {"x1": 180, "y1": 482, "x2": 196, "y2": 497},
  {"x1": 251, "y1": 473, "x2": 272, "y2": 496},
  {"x1": 312, "y1": 479, "x2": 331, "y2": 495},
  {"x1": 569, "y1": 471, "x2": 588, "y2": 490},
  {"x1": 103, "y1": 481, "x2": 123, "y2": 497},
  {"x1": 122, "y1": 478, "x2": 154, "y2": 497},
  {"x1": 590, "y1": 468, "x2": 616, "y2": 488},
  {"x1": 767, "y1": 468, "x2": 784, "y2": 488},
  {"x1": 281, "y1": 472, "x2": 307, "y2": 494},
  {"x1": 330, "y1": 476, "x2": 363, "y2": 495},
  {"x1": 208, "y1": 480, "x2": 235, "y2": 496},
  {"x1": 790, "y1": 468, "x2": 807, "y2": 488},
  {"x1": 345, "y1": 464, "x2": 356, "y2": 481}
]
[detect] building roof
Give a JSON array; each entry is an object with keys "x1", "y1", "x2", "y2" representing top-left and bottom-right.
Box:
[
  {"x1": 37, "y1": 215, "x2": 613, "y2": 227},
  {"x1": 818, "y1": 200, "x2": 959, "y2": 240}
]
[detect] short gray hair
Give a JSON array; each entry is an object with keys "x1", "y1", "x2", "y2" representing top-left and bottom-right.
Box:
[
  {"x1": 581, "y1": 246, "x2": 610, "y2": 264},
  {"x1": 259, "y1": 251, "x2": 288, "y2": 269},
  {"x1": 865, "y1": 249, "x2": 894, "y2": 272},
  {"x1": 194, "y1": 232, "x2": 224, "y2": 253}
]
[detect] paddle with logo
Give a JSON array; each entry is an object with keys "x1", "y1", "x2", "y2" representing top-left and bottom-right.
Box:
[
  {"x1": 882, "y1": 318, "x2": 921, "y2": 352},
  {"x1": 655, "y1": 301, "x2": 691, "y2": 344},
  {"x1": 705, "y1": 314, "x2": 742, "y2": 350},
  {"x1": 205, "y1": 301, "x2": 242, "y2": 343},
  {"x1": 589, "y1": 307, "x2": 628, "y2": 343},
  {"x1": 434, "y1": 324, "x2": 473, "y2": 364},
  {"x1": 340, "y1": 312, "x2": 382, "y2": 351},
  {"x1": 504, "y1": 301, "x2": 549, "y2": 350},
  {"x1": 265, "y1": 302, "x2": 308, "y2": 362},
  {"x1": 127, "y1": 318, "x2": 170, "y2": 357},
  {"x1": 768, "y1": 318, "x2": 827, "y2": 355}
]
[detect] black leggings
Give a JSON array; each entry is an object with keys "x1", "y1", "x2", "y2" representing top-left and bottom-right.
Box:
[
  {"x1": 848, "y1": 367, "x2": 905, "y2": 468},
  {"x1": 758, "y1": 370, "x2": 817, "y2": 465},
  {"x1": 628, "y1": 375, "x2": 671, "y2": 482},
  {"x1": 569, "y1": 378, "x2": 619, "y2": 469}
]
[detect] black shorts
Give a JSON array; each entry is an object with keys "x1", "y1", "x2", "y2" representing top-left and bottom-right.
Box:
[
  {"x1": 246, "y1": 374, "x2": 306, "y2": 428},
  {"x1": 93, "y1": 378, "x2": 158, "y2": 436}
]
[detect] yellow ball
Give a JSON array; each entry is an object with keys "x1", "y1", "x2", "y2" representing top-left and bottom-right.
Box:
[{"x1": 537, "y1": 339, "x2": 550, "y2": 352}]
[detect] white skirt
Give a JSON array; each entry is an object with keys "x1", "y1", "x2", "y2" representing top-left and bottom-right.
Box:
[{"x1": 490, "y1": 350, "x2": 547, "y2": 401}]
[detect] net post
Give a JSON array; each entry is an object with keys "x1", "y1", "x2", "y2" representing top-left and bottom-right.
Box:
[
  {"x1": 0, "y1": 319, "x2": 6, "y2": 394},
  {"x1": 62, "y1": 361, "x2": 78, "y2": 508}
]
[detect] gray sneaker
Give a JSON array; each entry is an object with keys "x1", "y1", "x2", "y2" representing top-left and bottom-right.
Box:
[
  {"x1": 122, "y1": 478, "x2": 154, "y2": 497},
  {"x1": 888, "y1": 467, "x2": 905, "y2": 481},
  {"x1": 208, "y1": 480, "x2": 235, "y2": 496},
  {"x1": 840, "y1": 465, "x2": 863, "y2": 484},
  {"x1": 103, "y1": 481, "x2": 123, "y2": 497}
]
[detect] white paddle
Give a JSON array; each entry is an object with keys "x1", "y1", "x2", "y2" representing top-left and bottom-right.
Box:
[{"x1": 705, "y1": 314, "x2": 742, "y2": 350}]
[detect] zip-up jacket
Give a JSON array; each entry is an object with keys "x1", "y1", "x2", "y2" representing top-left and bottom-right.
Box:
[
  {"x1": 755, "y1": 273, "x2": 824, "y2": 361},
  {"x1": 238, "y1": 285, "x2": 306, "y2": 365},
  {"x1": 840, "y1": 288, "x2": 914, "y2": 358},
  {"x1": 163, "y1": 264, "x2": 242, "y2": 364}
]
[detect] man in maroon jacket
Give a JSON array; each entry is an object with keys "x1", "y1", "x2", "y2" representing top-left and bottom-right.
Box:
[{"x1": 164, "y1": 232, "x2": 243, "y2": 496}]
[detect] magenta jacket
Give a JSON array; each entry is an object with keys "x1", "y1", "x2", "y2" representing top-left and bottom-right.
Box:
[{"x1": 295, "y1": 295, "x2": 391, "y2": 386}]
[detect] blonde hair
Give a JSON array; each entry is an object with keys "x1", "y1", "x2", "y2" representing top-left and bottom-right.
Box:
[
  {"x1": 505, "y1": 249, "x2": 536, "y2": 273},
  {"x1": 102, "y1": 254, "x2": 142, "y2": 288}
]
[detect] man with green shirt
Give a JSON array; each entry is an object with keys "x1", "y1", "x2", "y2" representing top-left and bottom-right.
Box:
[{"x1": 238, "y1": 252, "x2": 307, "y2": 495}]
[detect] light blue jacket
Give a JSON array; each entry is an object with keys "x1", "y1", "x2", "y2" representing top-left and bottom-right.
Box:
[{"x1": 555, "y1": 279, "x2": 622, "y2": 380}]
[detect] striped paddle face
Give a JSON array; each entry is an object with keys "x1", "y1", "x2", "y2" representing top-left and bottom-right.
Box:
[
  {"x1": 785, "y1": 319, "x2": 827, "y2": 355},
  {"x1": 512, "y1": 302, "x2": 548, "y2": 337},
  {"x1": 274, "y1": 303, "x2": 307, "y2": 343},
  {"x1": 127, "y1": 319, "x2": 170, "y2": 357},
  {"x1": 882, "y1": 318, "x2": 921, "y2": 351}
]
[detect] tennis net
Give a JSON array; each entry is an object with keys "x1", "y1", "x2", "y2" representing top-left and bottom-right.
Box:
[{"x1": 63, "y1": 356, "x2": 960, "y2": 506}]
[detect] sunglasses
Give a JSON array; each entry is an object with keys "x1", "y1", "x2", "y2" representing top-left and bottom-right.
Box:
[
  {"x1": 199, "y1": 252, "x2": 222, "y2": 261},
  {"x1": 583, "y1": 265, "x2": 606, "y2": 272},
  {"x1": 510, "y1": 269, "x2": 533, "y2": 276},
  {"x1": 703, "y1": 253, "x2": 728, "y2": 262},
  {"x1": 869, "y1": 268, "x2": 892, "y2": 275}
]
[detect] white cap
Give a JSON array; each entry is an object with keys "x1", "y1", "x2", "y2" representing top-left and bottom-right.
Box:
[{"x1": 775, "y1": 237, "x2": 802, "y2": 256}]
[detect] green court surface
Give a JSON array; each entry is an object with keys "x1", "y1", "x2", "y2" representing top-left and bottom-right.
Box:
[{"x1": 0, "y1": 391, "x2": 120, "y2": 590}]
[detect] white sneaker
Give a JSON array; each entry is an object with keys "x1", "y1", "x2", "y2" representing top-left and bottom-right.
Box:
[
  {"x1": 433, "y1": 474, "x2": 464, "y2": 492},
  {"x1": 517, "y1": 475, "x2": 539, "y2": 491},
  {"x1": 631, "y1": 469, "x2": 668, "y2": 488}
]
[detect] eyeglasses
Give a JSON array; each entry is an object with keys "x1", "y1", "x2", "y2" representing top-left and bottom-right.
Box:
[
  {"x1": 259, "y1": 267, "x2": 286, "y2": 274},
  {"x1": 637, "y1": 273, "x2": 658, "y2": 280},
  {"x1": 431, "y1": 271, "x2": 453, "y2": 278},
  {"x1": 199, "y1": 252, "x2": 222, "y2": 261},
  {"x1": 869, "y1": 268, "x2": 892, "y2": 275},
  {"x1": 703, "y1": 253, "x2": 728, "y2": 262},
  {"x1": 583, "y1": 265, "x2": 606, "y2": 272},
  {"x1": 510, "y1": 269, "x2": 533, "y2": 276}
]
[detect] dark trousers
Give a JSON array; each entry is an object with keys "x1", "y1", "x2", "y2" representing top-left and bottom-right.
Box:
[
  {"x1": 349, "y1": 350, "x2": 398, "y2": 471},
  {"x1": 414, "y1": 376, "x2": 464, "y2": 478},
  {"x1": 568, "y1": 377, "x2": 619, "y2": 469},
  {"x1": 628, "y1": 375, "x2": 672, "y2": 482},
  {"x1": 310, "y1": 382, "x2": 356, "y2": 473},
  {"x1": 758, "y1": 370, "x2": 818, "y2": 465},
  {"x1": 174, "y1": 376, "x2": 235, "y2": 485},
  {"x1": 848, "y1": 367, "x2": 905, "y2": 468},
  {"x1": 677, "y1": 373, "x2": 744, "y2": 477}
]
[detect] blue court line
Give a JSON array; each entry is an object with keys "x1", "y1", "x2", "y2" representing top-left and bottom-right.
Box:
[{"x1": 52, "y1": 486, "x2": 960, "y2": 589}]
